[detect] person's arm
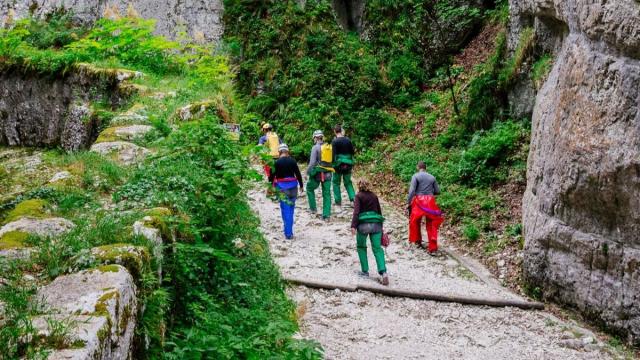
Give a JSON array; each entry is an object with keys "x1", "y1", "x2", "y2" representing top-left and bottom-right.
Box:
[
  {"x1": 294, "y1": 162, "x2": 304, "y2": 189},
  {"x1": 351, "y1": 194, "x2": 361, "y2": 230},
  {"x1": 348, "y1": 138, "x2": 355, "y2": 156},
  {"x1": 268, "y1": 160, "x2": 277, "y2": 183},
  {"x1": 407, "y1": 175, "x2": 417, "y2": 206},
  {"x1": 307, "y1": 145, "x2": 319, "y2": 175},
  {"x1": 331, "y1": 139, "x2": 337, "y2": 163},
  {"x1": 258, "y1": 135, "x2": 266, "y2": 145},
  {"x1": 375, "y1": 195, "x2": 382, "y2": 215},
  {"x1": 433, "y1": 179, "x2": 440, "y2": 196}
]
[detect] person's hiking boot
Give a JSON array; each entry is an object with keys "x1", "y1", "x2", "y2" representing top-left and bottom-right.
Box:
[
  {"x1": 322, "y1": 216, "x2": 330, "y2": 222},
  {"x1": 335, "y1": 202, "x2": 342, "y2": 207},
  {"x1": 285, "y1": 235, "x2": 294, "y2": 240},
  {"x1": 427, "y1": 250, "x2": 439, "y2": 257},
  {"x1": 357, "y1": 271, "x2": 369, "y2": 278},
  {"x1": 380, "y1": 273, "x2": 389, "y2": 286}
]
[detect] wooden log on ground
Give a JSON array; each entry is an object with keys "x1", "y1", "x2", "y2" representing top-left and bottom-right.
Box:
[{"x1": 284, "y1": 275, "x2": 544, "y2": 311}]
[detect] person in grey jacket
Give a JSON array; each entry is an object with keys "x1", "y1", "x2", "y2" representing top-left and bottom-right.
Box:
[
  {"x1": 306, "y1": 130, "x2": 333, "y2": 219},
  {"x1": 407, "y1": 161, "x2": 444, "y2": 254}
]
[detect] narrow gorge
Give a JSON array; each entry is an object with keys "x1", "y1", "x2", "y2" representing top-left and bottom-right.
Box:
[{"x1": 0, "y1": 0, "x2": 638, "y2": 358}]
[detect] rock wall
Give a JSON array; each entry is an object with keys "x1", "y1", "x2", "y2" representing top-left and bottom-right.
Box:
[
  {"x1": 0, "y1": 0, "x2": 224, "y2": 42},
  {"x1": 512, "y1": 0, "x2": 640, "y2": 344},
  {"x1": 0, "y1": 66, "x2": 131, "y2": 151}
]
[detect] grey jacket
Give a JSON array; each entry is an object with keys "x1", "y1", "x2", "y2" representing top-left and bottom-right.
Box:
[
  {"x1": 407, "y1": 171, "x2": 440, "y2": 206},
  {"x1": 307, "y1": 142, "x2": 323, "y2": 175}
]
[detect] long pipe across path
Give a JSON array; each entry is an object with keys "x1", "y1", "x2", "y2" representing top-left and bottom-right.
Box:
[{"x1": 284, "y1": 275, "x2": 545, "y2": 311}]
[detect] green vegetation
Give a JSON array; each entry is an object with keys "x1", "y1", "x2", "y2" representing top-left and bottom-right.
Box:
[
  {"x1": 223, "y1": 0, "x2": 486, "y2": 157},
  {"x1": 4, "y1": 199, "x2": 49, "y2": 223},
  {"x1": 0, "y1": 15, "x2": 319, "y2": 359}
]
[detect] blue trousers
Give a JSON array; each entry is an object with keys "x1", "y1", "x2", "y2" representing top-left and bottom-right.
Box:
[{"x1": 277, "y1": 183, "x2": 298, "y2": 238}]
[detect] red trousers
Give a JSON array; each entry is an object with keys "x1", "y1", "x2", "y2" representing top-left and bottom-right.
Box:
[
  {"x1": 263, "y1": 164, "x2": 272, "y2": 179},
  {"x1": 409, "y1": 195, "x2": 444, "y2": 252}
]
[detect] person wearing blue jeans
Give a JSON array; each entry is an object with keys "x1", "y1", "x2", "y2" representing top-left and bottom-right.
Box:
[{"x1": 269, "y1": 144, "x2": 304, "y2": 239}]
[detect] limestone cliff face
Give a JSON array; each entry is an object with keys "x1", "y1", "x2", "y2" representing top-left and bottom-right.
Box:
[
  {"x1": 0, "y1": 0, "x2": 223, "y2": 42},
  {"x1": 0, "y1": 66, "x2": 128, "y2": 151},
  {"x1": 511, "y1": 0, "x2": 640, "y2": 343}
]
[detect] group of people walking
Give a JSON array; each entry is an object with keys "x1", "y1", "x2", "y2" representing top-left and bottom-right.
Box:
[{"x1": 259, "y1": 123, "x2": 444, "y2": 286}]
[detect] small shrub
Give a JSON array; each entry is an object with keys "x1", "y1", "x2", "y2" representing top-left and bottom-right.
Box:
[{"x1": 463, "y1": 222, "x2": 480, "y2": 242}]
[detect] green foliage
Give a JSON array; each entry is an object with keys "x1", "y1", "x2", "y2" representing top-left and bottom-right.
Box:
[
  {"x1": 456, "y1": 121, "x2": 527, "y2": 186},
  {"x1": 116, "y1": 115, "x2": 320, "y2": 358},
  {"x1": 531, "y1": 53, "x2": 553, "y2": 88},
  {"x1": 499, "y1": 27, "x2": 535, "y2": 88},
  {"x1": 463, "y1": 222, "x2": 480, "y2": 242},
  {"x1": 22, "y1": 11, "x2": 87, "y2": 49},
  {"x1": 462, "y1": 31, "x2": 507, "y2": 132},
  {"x1": 223, "y1": 0, "x2": 487, "y2": 156}
]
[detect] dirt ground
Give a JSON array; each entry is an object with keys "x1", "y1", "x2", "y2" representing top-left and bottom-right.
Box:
[{"x1": 249, "y1": 183, "x2": 623, "y2": 360}]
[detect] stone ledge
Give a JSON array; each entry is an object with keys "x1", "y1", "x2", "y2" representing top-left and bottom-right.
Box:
[{"x1": 37, "y1": 265, "x2": 137, "y2": 360}]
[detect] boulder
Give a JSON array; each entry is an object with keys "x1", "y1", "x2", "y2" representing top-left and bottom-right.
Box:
[
  {"x1": 511, "y1": 0, "x2": 640, "y2": 344},
  {"x1": 37, "y1": 265, "x2": 137, "y2": 360},
  {"x1": 90, "y1": 141, "x2": 151, "y2": 165},
  {"x1": 91, "y1": 244, "x2": 150, "y2": 280},
  {"x1": 0, "y1": 217, "x2": 75, "y2": 239}
]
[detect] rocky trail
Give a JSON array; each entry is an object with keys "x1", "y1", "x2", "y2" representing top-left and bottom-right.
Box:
[{"x1": 249, "y1": 185, "x2": 621, "y2": 359}]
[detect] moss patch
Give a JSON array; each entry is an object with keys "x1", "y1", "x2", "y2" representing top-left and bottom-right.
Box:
[
  {"x1": 5, "y1": 199, "x2": 49, "y2": 223},
  {"x1": 95, "y1": 264, "x2": 121, "y2": 273},
  {"x1": 92, "y1": 244, "x2": 150, "y2": 280},
  {"x1": 95, "y1": 127, "x2": 120, "y2": 144},
  {"x1": 0, "y1": 231, "x2": 29, "y2": 250},
  {"x1": 95, "y1": 289, "x2": 118, "y2": 315}
]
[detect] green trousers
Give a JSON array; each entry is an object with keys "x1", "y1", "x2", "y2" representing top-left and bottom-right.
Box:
[
  {"x1": 356, "y1": 231, "x2": 386, "y2": 274},
  {"x1": 307, "y1": 176, "x2": 332, "y2": 218},
  {"x1": 332, "y1": 171, "x2": 355, "y2": 205}
]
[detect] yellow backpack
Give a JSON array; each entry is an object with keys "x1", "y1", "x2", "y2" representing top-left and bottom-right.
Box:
[
  {"x1": 266, "y1": 132, "x2": 279, "y2": 157},
  {"x1": 320, "y1": 143, "x2": 333, "y2": 166}
]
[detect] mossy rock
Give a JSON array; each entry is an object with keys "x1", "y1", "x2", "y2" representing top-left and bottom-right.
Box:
[
  {"x1": 4, "y1": 199, "x2": 49, "y2": 224},
  {"x1": 91, "y1": 244, "x2": 150, "y2": 280},
  {"x1": 95, "y1": 127, "x2": 120, "y2": 143},
  {"x1": 0, "y1": 230, "x2": 29, "y2": 250}
]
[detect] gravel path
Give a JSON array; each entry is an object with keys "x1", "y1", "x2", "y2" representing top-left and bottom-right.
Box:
[{"x1": 249, "y1": 185, "x2": 617, "y2": 359}]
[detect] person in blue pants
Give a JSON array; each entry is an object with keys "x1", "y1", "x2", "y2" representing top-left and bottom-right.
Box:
[{"x1": 269, "y1": 144, "x2": 304, "y2": 239}]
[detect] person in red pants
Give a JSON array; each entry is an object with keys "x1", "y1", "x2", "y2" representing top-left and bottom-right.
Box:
[{"x1": 407, "y1": 161, "x2": 444, "y2": 255}]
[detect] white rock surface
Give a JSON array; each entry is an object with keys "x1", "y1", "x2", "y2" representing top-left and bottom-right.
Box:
[
  {"x1": 113, "y1": 125, "x2": 153, "y2": 140},
  {"x1": 32, "y1": 315, "x2": 112, "y2": 360},
  {"x1": 37, "y1": 265, "x2": 137, "y2": 360},
  {"x1": 49, "y1": 171, "x2": 72, "y2": 183},
  {"x1": 0, "y1": 217, "x2": 75, "y2": 238},
  {"x1": 90, "y1": 141, "x2": 150, "y2": 165},
  {"x1": 133, "y1": 217, "x2": 163, "y2": 279}
]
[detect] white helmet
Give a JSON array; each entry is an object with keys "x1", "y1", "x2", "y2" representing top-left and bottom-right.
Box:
[
  {"x1": 312, "y1": 130, "x2": 324, "y2": 139},
  {"x1": 278, "y1": 144, "x2": 289, "y2": 153}
]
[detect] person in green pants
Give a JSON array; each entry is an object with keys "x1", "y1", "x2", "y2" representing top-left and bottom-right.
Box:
[
  {"x1": 306, "y1": 130, "x2": 333, "y2": 220},
  {"x1": 350, "y1": 179, "x2": 389, "y2": 286},
  {"x1": 331, "y1": 124, "x2": 356, "y2": 206}
]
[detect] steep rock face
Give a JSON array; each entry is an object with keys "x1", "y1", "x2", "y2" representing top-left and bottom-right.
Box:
[
  {"x1": 512, "y1": 0, "x2": 640, "y2": 343},
  {"x1": 0, "y1": 68, "x2": 125, "y2": 151},
  {"x1": 0, "y1": 0, "x2": 224, "y2": 42}
]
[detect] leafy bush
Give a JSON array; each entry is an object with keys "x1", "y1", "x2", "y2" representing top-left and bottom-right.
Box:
[
  {"x1": 456, "y1": 120, "x2": 527, "y2": 186},
  {"x1": 463, "y1": 222, "x2": 480, "y2": 242}
]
